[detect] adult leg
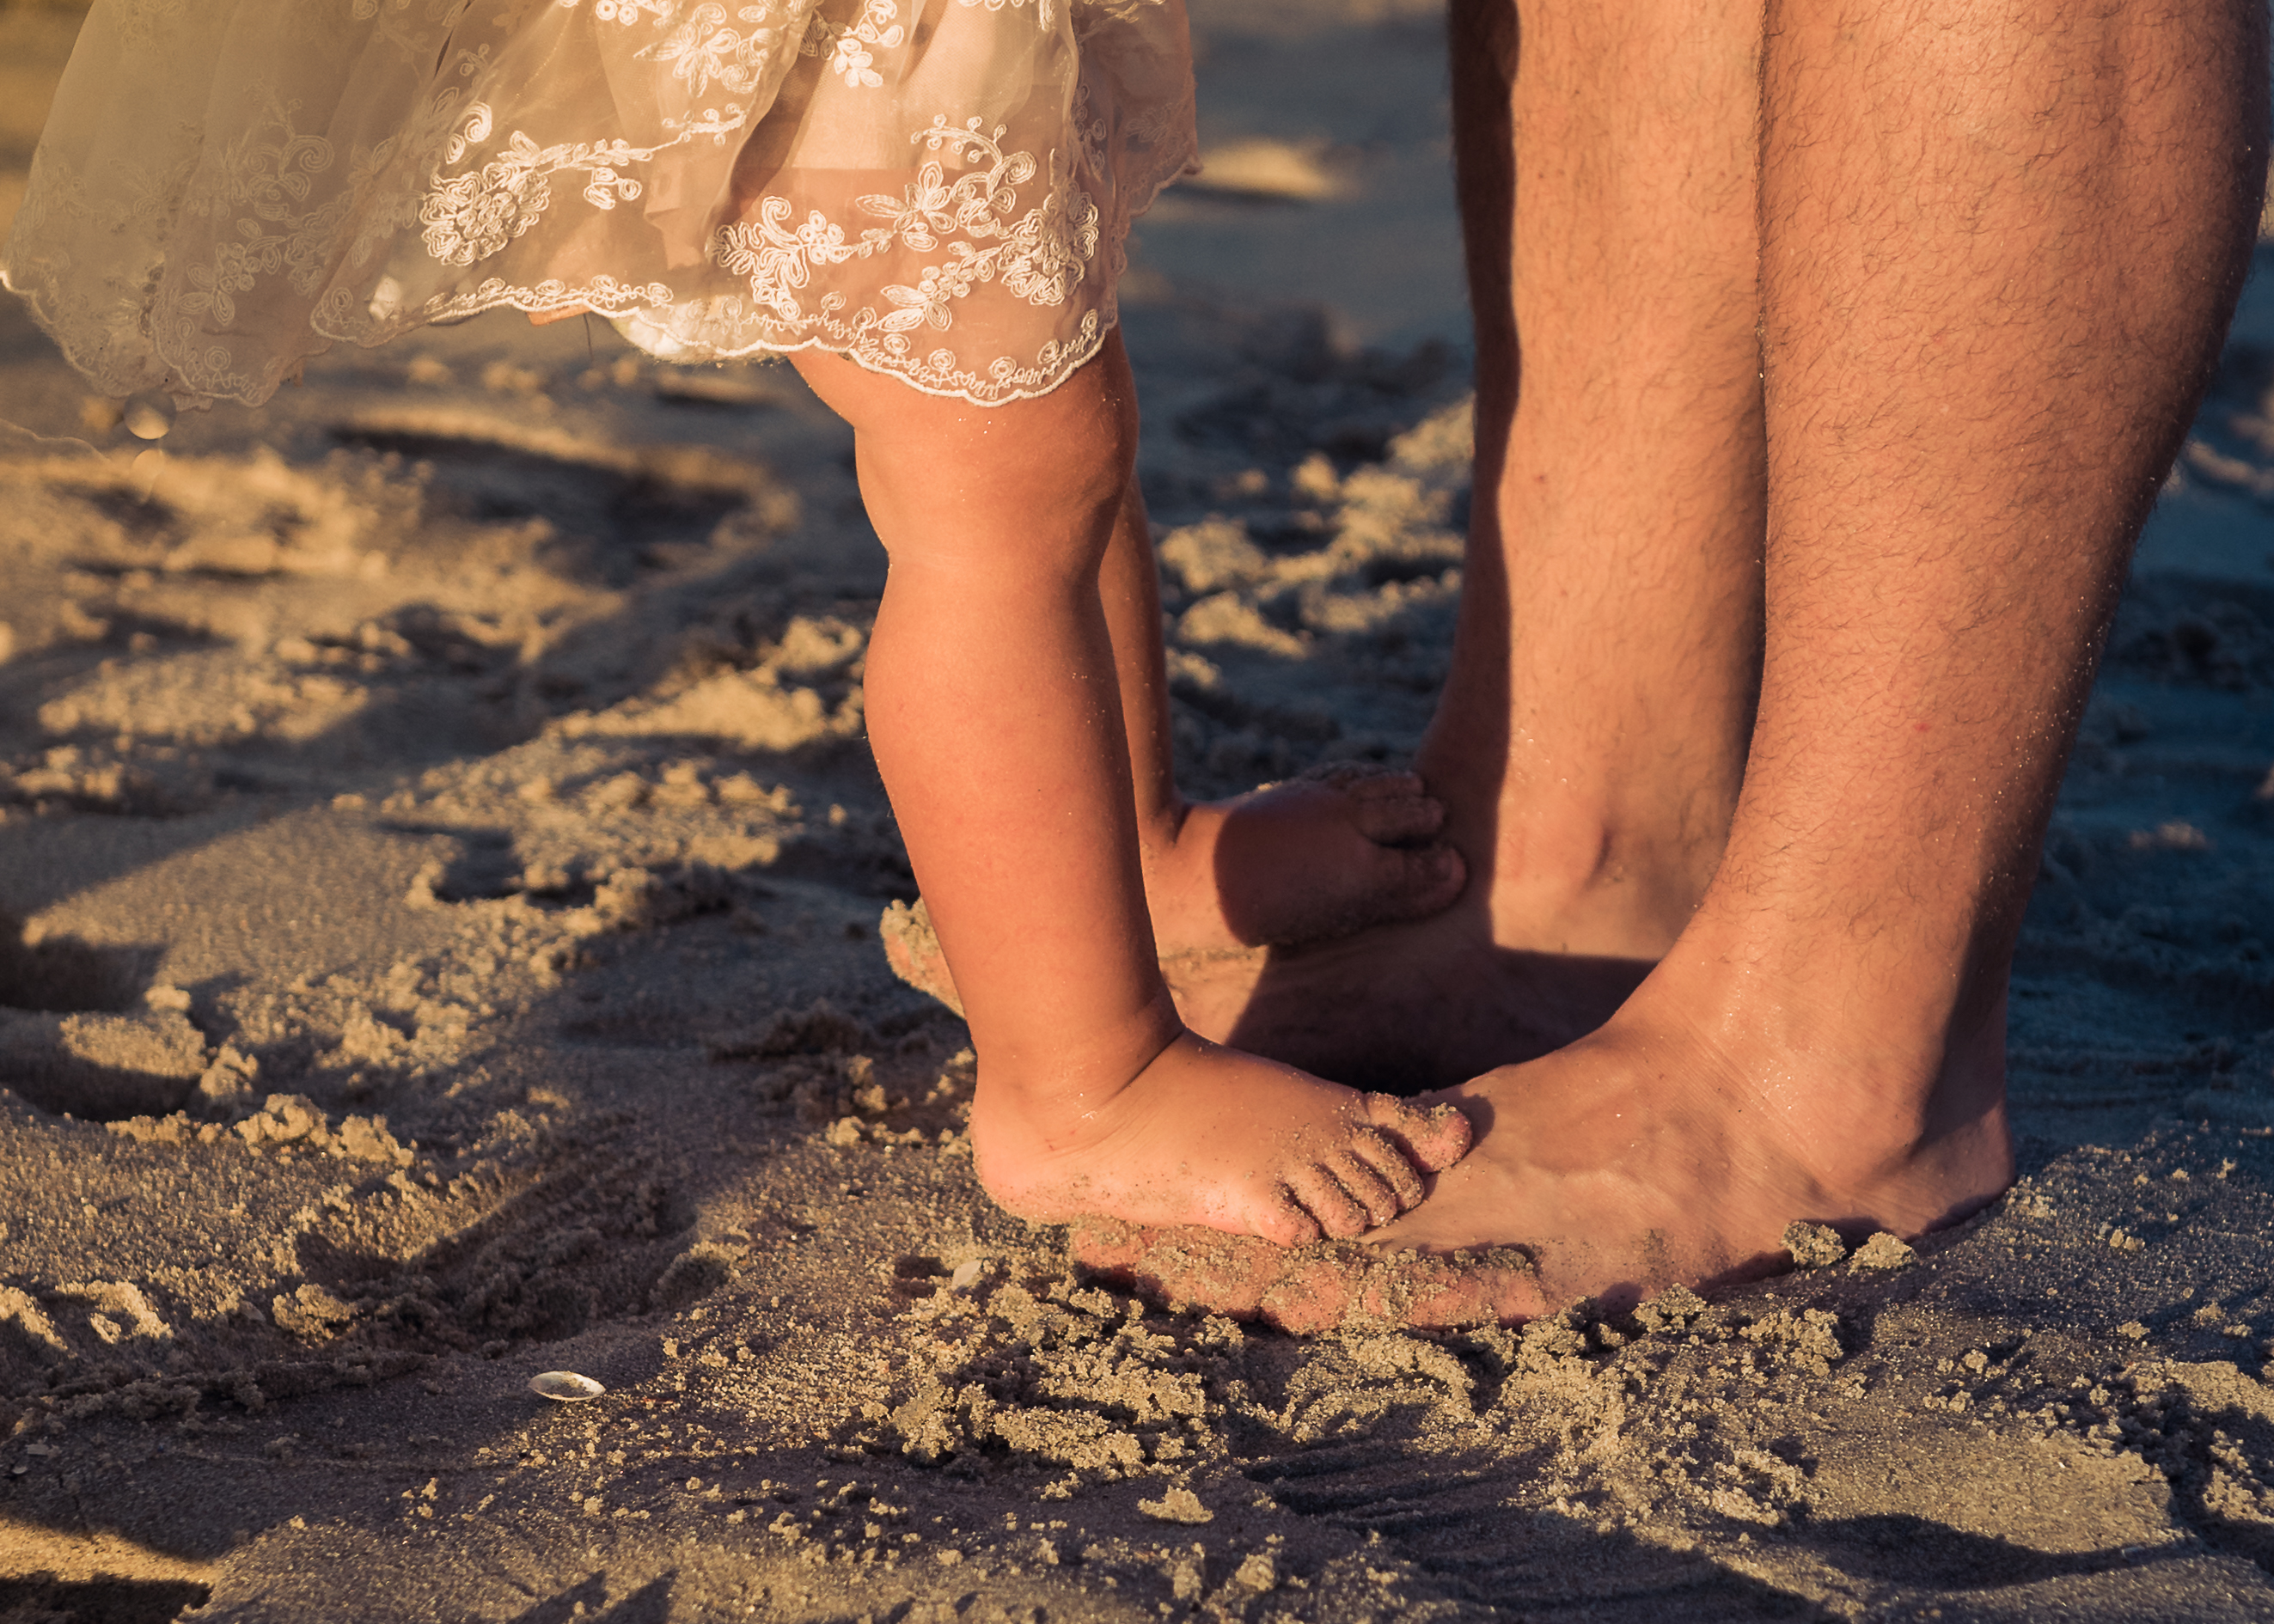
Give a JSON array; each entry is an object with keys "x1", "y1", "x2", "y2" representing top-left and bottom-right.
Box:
[
  {"x1": 1417, "y1": 0, "x2": 1766, "y2": 957},
  {"x1": 791, "y1": 337, "x2": 1469, "y2": 1243},
  {"x1": 1109, "y1": 0, "x2": 2267, "y2": 1316},
  {"x1": 1167, "y1": 0, "x2": 1770, "y2": 1085}
]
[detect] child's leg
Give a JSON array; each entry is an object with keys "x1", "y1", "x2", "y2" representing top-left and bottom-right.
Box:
[
  {"x1": 1097, "y1": 481, "x2": 1469, "y2": 955},
  {"x1": 879, "y1": 469, "x2": 1469, "y2": 1012},
  {"x1": 792, "y1": 338, "x2": 1470, "y2": 1242}
]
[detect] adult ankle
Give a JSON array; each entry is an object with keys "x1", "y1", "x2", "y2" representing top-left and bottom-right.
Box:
[
  {"x1": 1482, "y1": 803, "x2": 1719, "y2": 958},
  {"x1": 1629, "y1": 925, "x2": 2009, "y2": 1162}
]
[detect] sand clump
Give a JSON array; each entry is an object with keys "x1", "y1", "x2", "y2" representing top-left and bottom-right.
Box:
[
  {"x1": 1782, "y1": 1221, "x2": 1849, "y2": 1269},
  {"x1": 1849, "y1": 1232, "x2": 1920, "y2": 1272},
  {"x1": 0, "y1": 1004, "x2": 207, "y2": 1119}
]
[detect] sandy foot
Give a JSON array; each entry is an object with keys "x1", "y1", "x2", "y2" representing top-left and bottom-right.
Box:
[
  {"x1": 1071, "y1": 998, "x2": 2014, "y2": 1324},
  {"x1": 970, "y1": 1031, "x2": 1473, "y2": 1246},
  {"x1": 885, "y1": 870, "x2": 1652, "y2": 1094},
  {"x1": 1069, "y1": 1215, "x2": 1547, "y2": 1333}
]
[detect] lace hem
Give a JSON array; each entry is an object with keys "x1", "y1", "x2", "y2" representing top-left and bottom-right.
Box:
[{"x1": 1, "y1": 0, "x2": 1196, "y2": 409}]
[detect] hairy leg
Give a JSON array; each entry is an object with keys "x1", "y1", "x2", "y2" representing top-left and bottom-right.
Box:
[
  {"x1": 1091, "y1": 0, "x2": 2267, "y2": 1316},
  {"x1": 793, "y1": 338, "x2": 1470, "y2": 1242},
  {"x1": 1165, "y1": 0, "x2": 1770, "y2": 1085},
  {"x1": 1420, "y1": 0, "x2": 1766, "y2": 958}
]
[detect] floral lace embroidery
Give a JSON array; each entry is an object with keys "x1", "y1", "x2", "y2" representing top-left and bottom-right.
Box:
[
  {"x1": 642, "y1": 2, "x2": 792, "y2": 95},
  {"x1": 419, "y1": 103, "x2": 694, "y2": 265},
  {"x1": 799, "y1": 0, "x2": 902, "y2": 89},
  {"x1": 113, "y1": 0, "x2": 193, "y2": 51},
  {"x1": 575, "y1": 0, "x2": 681, "y2": 24},
  {"x1": 172, "y1": 96, "x2": 376, "y2": 353},
  {"x1": 6, "y1": 0, "x2": 1196, "y2": 409},
  {"x1": 1067, "y1": 79, "x2": 1109, "y2": 183},
  {"x1": 353, "y1": 0, "x2": 483, "y2": 70},
  {"x1": 713, "y1": 117, "x2": 1093, "y2": 340}
]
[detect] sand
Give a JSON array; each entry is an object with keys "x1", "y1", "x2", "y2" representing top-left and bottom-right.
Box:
[{"x1": 3, "y1": 0, "x2": 2274, "y2": 1618}]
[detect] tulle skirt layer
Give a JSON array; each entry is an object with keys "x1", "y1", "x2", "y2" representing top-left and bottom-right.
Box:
[{"x1": 1, "y1": 0, "x2": 1195, "y2": 406}]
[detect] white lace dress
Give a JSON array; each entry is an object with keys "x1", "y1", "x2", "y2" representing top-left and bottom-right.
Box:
[{"x1": 1, "y1": 0, "x2": 1195, "y2": 406}]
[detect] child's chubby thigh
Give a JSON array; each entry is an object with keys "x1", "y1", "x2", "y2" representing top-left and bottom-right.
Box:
[{"x1": 787, "y1": 333, "x2": 1137, "y2": 572}]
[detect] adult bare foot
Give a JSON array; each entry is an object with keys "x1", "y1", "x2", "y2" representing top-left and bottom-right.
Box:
[
  {"x1": 1163, "y1": 886, "x2": 1657, "y2": 1093},
  {"x1": 1079, "y1": 0, "x2": 2259, "y2": 1331},
  {"x1": 971, "y1": 1030, "x2": 1473, "y2": 1247},
  {"x1": 1073, "y1": 962, "x2": 2014, "y2": 1324},
  {"x1": 1371, "y1": 993, "x2": 2010, "y2": 1302}
]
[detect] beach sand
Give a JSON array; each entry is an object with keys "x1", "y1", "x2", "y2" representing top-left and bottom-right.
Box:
[{"x1": 3, "y1": 2, "x2": 2274, "y2": 1618}]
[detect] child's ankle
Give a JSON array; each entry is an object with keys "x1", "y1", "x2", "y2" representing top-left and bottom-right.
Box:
[{"x1": 974, "y1": 997, "x2": 1185, "y2": 1114}]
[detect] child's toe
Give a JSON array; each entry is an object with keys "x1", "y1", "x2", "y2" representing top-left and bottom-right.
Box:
[
  {"x1": 1285, "y1": 1163, "x2": 1375, "y2": 1240},
  {"x1": 1327, "y1": 1150, "x2": 1404, "y2": 1227},
  {"x1": 1254, "y1": 1189, "x2": 1325, "y2": 1249},
  {"x1": 1375, "y1": 842, "x2": 1466, "y2": 917},
  {"x1": 1364, "y1": 1094, "x2": 1474, "y2": 1171},
  {"x1": 1347, "y1": 1126, "x2": 1427, "y2": 1209},
  {"x1": 1348, "y1": 785, "x2": 1448, "y2": 846}
]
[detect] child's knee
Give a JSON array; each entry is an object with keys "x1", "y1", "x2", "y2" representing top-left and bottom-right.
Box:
[
  {"x1": 795, "y1": 339, "x2": 1134, "y2": 473},
  {"x1": 788, "y1": 347, "x2": 896, "y2": 430},
  {"x1": 806, "y1": 343, "x2": 1135, "y2": 550}
]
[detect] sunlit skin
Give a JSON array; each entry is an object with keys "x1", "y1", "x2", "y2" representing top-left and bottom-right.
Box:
[
  {"x1": 1085, "y1": 0, "x2": 2267, "y2": 1317},
  {"x1": 778, "y1": 334, "x2": 1470, "y2": 1244},
  {"x1": 533, "y1": 304, "x2": 1471, "y2": 1236}
]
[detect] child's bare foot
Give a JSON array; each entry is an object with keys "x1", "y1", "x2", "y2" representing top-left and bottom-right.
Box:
[
  {"x1": 878, "y1": 763, "x2": 1465, "y2": 1016},
  {"x1": 1146, "y1": 762, "x2": 1466, "y2": 954},
  {"x1": 969, "y1": 1032, "x2": 1473, "y2": 1246},
  {"x1": 1070, "y1": 939, "x2": 2015, "y2": 1328}
]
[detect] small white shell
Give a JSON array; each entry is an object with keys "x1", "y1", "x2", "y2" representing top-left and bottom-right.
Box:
[
  {"x1": 529, "y1": 1370, "x2": 606, "y2": 1402},
  {"x1": 948, "y1": 1259, "x2": 983, "y2": 1291}
]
